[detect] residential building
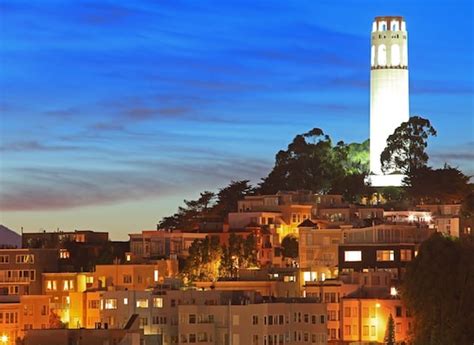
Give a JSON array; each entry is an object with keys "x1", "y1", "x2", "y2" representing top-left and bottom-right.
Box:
[
  {"x1": 338, "y1": 225, "x2": 434, "y2": 279},
  {"x1": 0, "y1": 248, "x2": 58, "y2": 296},
  {"x1": 23, "y1": 314, "x2": 144, "y2": 345},
  {"x1": 129, "y1": 230, "x2": 208, "y2": 260},
  {"x1": 94, "y1": 262, "x2": 178, "y2": 290},
  {"x1": 0, "y1": 295, "x2": 50, "y2": 345},
  {"x1": 42, "y1": 272, "x2": 94, "y2": 325},
  {"x1": 341, "y1": 287, "x2": 413, "y2": 344},
  {"x1": 22, "y1": 230, "x2": 129, "y2": 272},
  {"x1": 298, "y1": 220, "x2": 343, "y2": 281},
  {"x1": 97, "y1": 289, "x2": 327, "y2": 345}
]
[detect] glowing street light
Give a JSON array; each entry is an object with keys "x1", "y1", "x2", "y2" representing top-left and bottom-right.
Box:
[{"x1": 0, "y1": 335, "x2": 8, "y2": 344}]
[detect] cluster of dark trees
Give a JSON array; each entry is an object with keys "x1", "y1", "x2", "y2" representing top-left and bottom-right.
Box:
[{"x1": 402, "y1": 233, "x2": 474, "y2": 344}]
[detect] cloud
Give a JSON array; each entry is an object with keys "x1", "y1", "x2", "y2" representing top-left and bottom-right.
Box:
[
  {"x1": 411, "y1": 82, "x2": 474, "y2": 95},
  {"x1": 0, "y1": 152, "x2": 270, "y2": 211},
  {"x1": 0, "y1": 140, "x2": 80, "y2": 152}
]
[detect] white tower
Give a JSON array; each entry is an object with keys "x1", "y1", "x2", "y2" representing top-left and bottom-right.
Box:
[{"x1": 369, "y1": 16, "x2": 409, "y2": 186}]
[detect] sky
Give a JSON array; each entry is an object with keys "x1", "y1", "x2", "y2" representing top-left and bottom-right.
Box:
[{"x1": 0, "y1": 0, "x2": 473, "y2": 240}]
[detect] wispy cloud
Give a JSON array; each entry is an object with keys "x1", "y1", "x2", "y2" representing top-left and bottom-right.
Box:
[{"x1": 0, "y1": 140, "x2": 80, "y2": 152}]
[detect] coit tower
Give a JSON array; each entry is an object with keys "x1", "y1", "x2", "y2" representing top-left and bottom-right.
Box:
[{"x1": 369, "y1": 16, "x2": 409, "y2": 186}]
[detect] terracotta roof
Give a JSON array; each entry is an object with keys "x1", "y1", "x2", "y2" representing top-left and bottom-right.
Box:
[{"x1": 297, "y1": 219, "x2": 317, "y2": 228}]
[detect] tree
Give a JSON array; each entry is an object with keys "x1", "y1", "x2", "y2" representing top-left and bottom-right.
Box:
[
  {"x1": 281, "y1": 235, "x2": 298, "y2": 259},
  {"x1": 402, "y1": 233, "x2": 474, "y2": 344},
  {"x1": 381, "y1": 116, "x2": 437, "y2": 174},
  {"x1": 385, "y1": 314, "x2": 396, "y2": 345},
  {"x1": 259, "y1": 128, "x2": 368, "y2": 194},
  {"x1": 158, "y1": 191, "x2": 216, "y2": 231},
  {"x1": 183, "y1": 237, "x2": 222, "y2": 282},
  {"x1": 406, "y1": 165, "x2": 470, "y2": 204},
  {"x1": 214, "y1": 180, "x2": 255, "y2": 218}
]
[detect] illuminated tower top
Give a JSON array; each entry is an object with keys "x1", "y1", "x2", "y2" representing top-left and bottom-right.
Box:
[{"x1": 371, "y1": 16, "x2": 408, "y2": 70}]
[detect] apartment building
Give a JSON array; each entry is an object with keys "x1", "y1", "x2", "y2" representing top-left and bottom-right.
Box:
[
  {"x1": 0, "y1": 248, "x2": 58, "y2": 296},
  {"x1": 129, "y1": 230, "x2": 208, "y2": 260},
  {"x1": 298, "y1": 219, "x2": 343, "y2": 281},
  {"x1": 42, "y1": 272, "x2": 95, "y2": 325},
  {"x1": 23, "y1": 314, "x2": 144, "y2": 345},
  {"x1": 97, "y1": 289, "x2": 327, "y2": 345},
  {"x1": 94, "y1": 262, "x2": 178, "y2": 290},
  {"x1": 0, "y1": 295, "x2": 50, "y2": 345},
  {"x1": 338, "y1": 225, "x2": 434, "y2": 278},
  {"x1": 341, "y1": 288, "x2": 413, "y2": 344}
]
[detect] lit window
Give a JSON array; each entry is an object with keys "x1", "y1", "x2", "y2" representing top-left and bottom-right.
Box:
[
  {"x1": 391, "y1": 44, "x2": 400, "y2": 65},
  {"x1": 123, "y1": 298, "x2": 128, "y2": 305},
  {"x1": 153, "y1": 297, "x2": 163, "y2": 308},
  {"x1": 378, "y1": 44, "x2": 387, "y2": 66},
  {"x1": 154, "y1": 270, "x2": 159, "y2": 282},
  {"x1": 376, "y1": 250, "x2": 394, "y2": 261},
  {"x1": 400, "y1": 249, "x2": 412, "y2": 261},
  {"x1": 136, "y1": 299, "x2": 149, "y2": 308},
  {"x1": 104, "y1": 299, "x2": 117, "y2": 310},
  {"x1": 125, "y1": 254, "x2": 131, "y2": 262},
  {"x1": 344, "y1": 251, "x2": 362, "y2": 262},
  {"x1": 59, "y1": 249, "x2": 70, "y2": 259}
]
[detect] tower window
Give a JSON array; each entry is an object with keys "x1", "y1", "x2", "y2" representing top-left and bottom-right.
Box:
[
  {"x1": 391, "y1": 44, "x2": 400, "y2": 66},
  {"x1": 378, "y1": 44, "x2": 387, "y2": 66}
]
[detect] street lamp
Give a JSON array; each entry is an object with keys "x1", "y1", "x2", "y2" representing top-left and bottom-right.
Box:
[{"x1": 0, "y1": 335, "x2": 8, "y2": 344}]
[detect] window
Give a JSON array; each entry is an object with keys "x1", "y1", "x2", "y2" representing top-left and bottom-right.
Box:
[
  {"x1": 370, "y1": 325, "x2": 376, "y2": 336},
  {"x1": 154, "y1": 270, "x2": 159, "y2": 282},
  {"x1": 362, "y1": 307, "x2": 369, "y2": 318},
  {"x1": 189, "y1": 314, "x2": 196, "y2": 324},
  {"x1": 16, "y1": 254, "x2": 34, "y2": 264},
  {"x1": 344, "y1": 325, "x2": 351, "y2": 335},
  {"x1": 139, "y1": 317, "x2": 148, "y2": 328},
  {"x1": 396, "y1": 322, "x2": 402, "y2": 333},
  {"x1": 189, "y1": 334, "x2": 196, "y2": 343},
  {"x1": 88, "y1": 300, "x2": 99, "y2": 309},
  {"x1": 104, "y1": 299, "x2": 117, "y2": 310},
  {"x1": 59, "y1": 249, "x2": 70, "y2": 259},
  {"x1": 344, "y1": 251, "x2": 362, "y2": 262},
  {"x1": 344, "y1": 307, "x2": 351, "y2": 318},
  {"x1": 136, "y1": 299, "x2": 149, "y2": 308},
  {"x1": 63, "y1": 279, "x2": 74, "y2": 291},
  {"x1": 396, "y1": 306, "x2": 402, "y2": 317},
  {"x1": 391, "y1": 44, "x2": 400, "y2": 65},
  {"x1": 46, "y1": 280, "x2": 57, "y2": 291},
  {"x1": 123, "y1": 274, "x2": 132, "y2": 284},
  {"x1": 252, "y1": 315, "x2": 258, "y2": 325},
  {"x1": 123, "y1": 298, "x2": 128, "y2": 305},
  {"x1": 153, "y1": 297, "x2": 163, "y2": 308},
  {"x1": 400, "y1": 249, "x2": 412, "y2": 261},
  {"x1": 376, "y1": 250, "x2": 394, "y2": 261},
  {"x1": 320, "y1": 315, "x2": 325, "y2": 324},
  {"x1": 363, "y1": 325, "x2": 369, "y2": 336},
  {"x1": 252, "y1": 335, "x2": 259, "y2": 345},
  {"x1": 304, "y1": 314, "x2": 309, "y2": 323},
  {"x1": 378, "y1": 44, "x2": 387, "y2": 66},
  {"x1": 0, "y1": 255, "x2": 10, "y2": 263}
]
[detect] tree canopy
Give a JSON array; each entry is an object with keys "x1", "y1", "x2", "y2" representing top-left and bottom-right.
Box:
[
  {"x1": 405, "y1": 165, "x2": 471, "y2": 204},
  {"x1": 381, "y1": 116, "x2": 437, "y2": 174},
  {"x1": 402, "y1": 233, "x2": 474, "y2": 344},
  {"x1": 281, "y1": 235, "x2": 299, "y2": 259},
  {"x1": 158, "y1": 180, "x2": 254, "y2": 231},
  {"x1": 258, "y1": 128, "x2": 369, "y2": 194}
]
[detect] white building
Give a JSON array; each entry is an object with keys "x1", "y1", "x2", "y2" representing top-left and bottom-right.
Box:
[{"x1": 369, "y1": 16, "x2": 409, "y2": 186}]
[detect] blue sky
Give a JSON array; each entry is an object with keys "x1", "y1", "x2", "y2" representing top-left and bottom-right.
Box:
[{"x1": 1, "y1": 0, "x2": 473, "y2": 239}]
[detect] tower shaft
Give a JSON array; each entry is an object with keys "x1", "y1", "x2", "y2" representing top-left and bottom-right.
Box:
[{"x1": 369, "y1": 16, "x2": 409, "y2": 180}]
